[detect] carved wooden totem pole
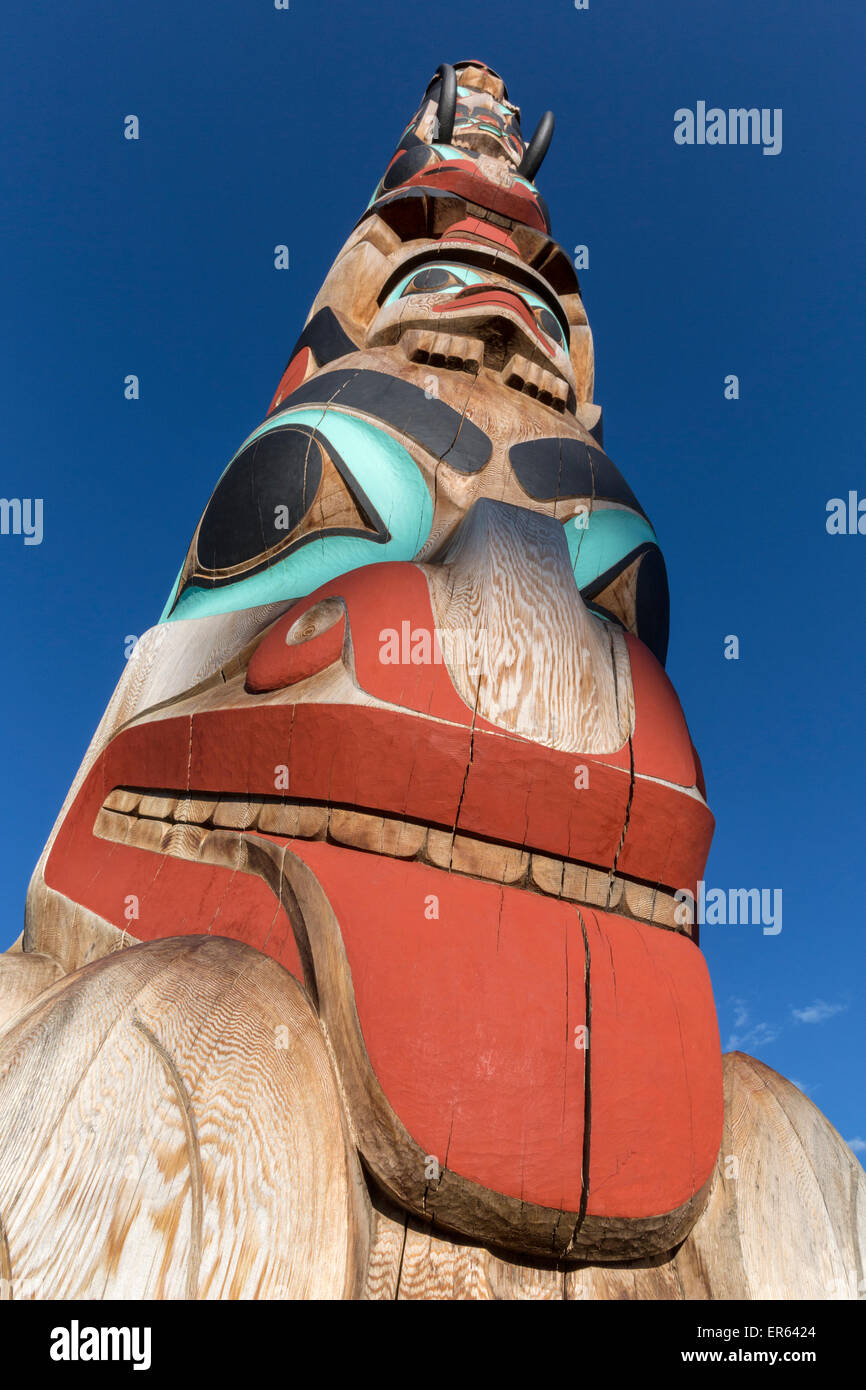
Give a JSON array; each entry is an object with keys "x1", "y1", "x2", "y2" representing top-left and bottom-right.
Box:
[{"x1": 1, "y1": 61, "x2": 863, "y2": 1301}]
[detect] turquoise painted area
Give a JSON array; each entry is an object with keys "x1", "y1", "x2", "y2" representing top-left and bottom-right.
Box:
[
  {"x1": 457, "y1": 120, "x2": 507, "y2": 137},
  {"x1": 564, "y1": 508, "x2": 658, "y2": 591},
  {"x1": 162, "y1": 407, "x2": 434, "y2": 622},
  {"x1": 159, "y1": 566, "x2": 183, "y2": 622},
  {"x1": 520, "y1": 287, "x2": 567, "y2": 348},
  {"x1": 384, "y1": 261, "x2": 485, "y2": 305},
  {"x1": 430, "y1": 141, "x2": 475, "y2": 161}
]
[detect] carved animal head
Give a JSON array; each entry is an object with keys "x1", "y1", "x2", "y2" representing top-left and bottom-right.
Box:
[{"x1": 28, "y1": 62, "x2": 721, "y2": 1263}]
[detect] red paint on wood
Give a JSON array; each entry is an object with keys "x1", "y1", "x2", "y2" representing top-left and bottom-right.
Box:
[
  {"x1": 267, "y1": 347, "x2": 312, "y2": 415},
  {"x1": 53, "y1": 695, "x2": 711, "y2": 903},
  {"x1": 627, "y1": 633, "x2": 697, "y2": 789},
  {"x1": 283, "y1": 840, "x2": 722, "y2": 1218},
  {"x1": 442, "y1": 218, "x2": 522, "y2": 255},
  {"x1": 44, "y1": 715, "x2": 720, "y2": 1219},
  {"x1": 432, "y1": 287, "x2": 550, "y2": 350},
  {"x1": 288, "y1": 838, "x2": 588, "y2": 1209},
  {"x1": 43, "y1": 731, "x2": 304, "y2": 981},
  {"x1": 458, "y1": 729, "x2": 632, "y2": 869},
  {"x1": 398, "y1": 164, "x2": 548, "y2": 231},
  {"x1": 617, "y1": 773, "x2": 714, "y2": 893},
  {"x1": 246, "y1": 609, "x2": 346, "y2": 693},
  {"x1": 584, "y1": 908, "x2": 723, "y2": 1217}
]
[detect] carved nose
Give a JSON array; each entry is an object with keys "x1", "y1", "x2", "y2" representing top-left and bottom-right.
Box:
[
  {"x1": 440, "y1": 285, "x2": 539, "y2": 334},
  {"x1": 428, "y1": 289, "x2": 562, "y2": 379},
  {"x1": 425, "y1": 498, "x2": 634, "y2": 754}
]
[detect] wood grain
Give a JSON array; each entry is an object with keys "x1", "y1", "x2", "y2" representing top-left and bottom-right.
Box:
[
  {"x1": 24, "y1": 876, "x2": 127, "y2": 975},
  {"x1": 5, "y1": 948, "x2": 861, "y2": 1296},
  {"x1": 0, "y1": 936, "x2": 371, "y2": 1299},
  {"x1": 0, "y1": 952, "x2": 63, "y2": 1033},
  {"x1": 667, "y1": 1052, "x2": 866, "y2": 1300},
  {"x1": 424, "y1": 497, "x2": 634, "y2": 753}
]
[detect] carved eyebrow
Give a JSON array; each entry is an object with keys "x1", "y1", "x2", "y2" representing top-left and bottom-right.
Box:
[
  {"x1": 270, "y1": 368, "x2": 492, "y2": 475},
  {"x1": 510, "y1": 437, "x2": 647, "y2": 516}
]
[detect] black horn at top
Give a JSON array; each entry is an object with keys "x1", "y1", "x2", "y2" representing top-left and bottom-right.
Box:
[
  {"x1": 518, "y1": 110, "x2": 555, "y2": 180},
  {"x1": 432, "y1": 63, "x2": 457, "y2": 143}
]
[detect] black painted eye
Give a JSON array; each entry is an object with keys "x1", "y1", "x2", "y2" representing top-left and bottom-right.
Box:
[
  {"x1": 380, "y1": 144, "x2": 435, "y2": 192},
  {"x1": 535, "y1": 305, "x2": 566, "y2": 347},
  {"x1": 384, "y1": 262, "x2": 483, "y2": 307},
  {"x1": 401, "y1": 267, "x2": 463, "y2": 295},
  {"x1": 197, "y1": 427, "x2": 324, "y2": 572}
]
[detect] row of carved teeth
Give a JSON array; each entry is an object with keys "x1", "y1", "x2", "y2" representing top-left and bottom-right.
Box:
[
  {"x1": 503, "y1": 353, "x2": 569, "y2": 411},
  {"x1": 400, "y1": 329, "x2": 569, "y2": 411},
  {"x1": 402, "y1": 328, "x2": 483, "y2": 375},
  {"x1": 94, "y1": 789, "x2": 687, "y2": 935}
]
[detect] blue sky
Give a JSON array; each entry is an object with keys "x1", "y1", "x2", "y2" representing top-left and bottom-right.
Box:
[{"x1": 1, "y1": 0, "x2": 863, "y2": 1152}]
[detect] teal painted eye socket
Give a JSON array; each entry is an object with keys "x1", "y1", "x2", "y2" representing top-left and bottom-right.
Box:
[
  {"x1": 521, "y1": 288, "x2": 569, "y2": 350},
  {"x1": 564, "y1": 509, "x2": 658, "y2": 592},
  {"x1": 162, "y1": 407, "x2": 434, "y2": 622},
  {"x1": 384, "y1": 261, "x2": 485, "y2": 305}
]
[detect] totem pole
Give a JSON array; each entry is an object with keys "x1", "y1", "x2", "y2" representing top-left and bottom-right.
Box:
[{"x1": 1, "y1": 61, "x2": 863, "y2": 1301}]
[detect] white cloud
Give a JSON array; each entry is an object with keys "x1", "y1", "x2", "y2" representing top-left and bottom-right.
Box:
[
  {"x1": 846, "y1": 1136, "x2": 866, "y2": 1155},
  {"x1": 791, "y1": 1000, "x2": 847, "y2": 1025},
  {"x1": 725, "y1": 1000, "x2": 780, "y2": 1053}
]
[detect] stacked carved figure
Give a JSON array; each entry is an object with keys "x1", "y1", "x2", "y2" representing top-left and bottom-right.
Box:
[{"x1": 1, "y1": 61, "x2": 863, "y2": 1300}]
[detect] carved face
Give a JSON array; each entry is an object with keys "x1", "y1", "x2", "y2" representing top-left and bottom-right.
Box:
[{"x1": 30, "y1": 61, "x2": 722, "y2": 1262}]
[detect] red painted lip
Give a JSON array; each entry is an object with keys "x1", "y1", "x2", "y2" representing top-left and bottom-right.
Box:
[
  {"x1": 433, "y1": 286, "x2": 551, "y2": 349},
  {"x1": 49, "y1": 697, "x2": 711, "y2": 916}
]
